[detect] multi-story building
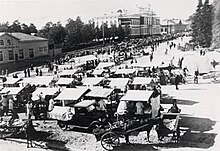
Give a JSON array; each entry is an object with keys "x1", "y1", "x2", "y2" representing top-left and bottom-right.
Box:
[
  {"x1": 118, "y1": 9, "x2": 161, "y2": 37},
  {"x1": 160, "y1": 19, "x2": 191, "y2": 34},
  {"x1": 92, "y1": 13, "x2": 119, "y2": 28},
  {"x1": 0, "y1": 32, "x2": 48, "y2": 64}
]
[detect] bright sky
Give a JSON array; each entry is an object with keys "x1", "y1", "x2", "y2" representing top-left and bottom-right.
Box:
[{"x1": 0, "y1": 0, "x2": 210, "y2": 29}]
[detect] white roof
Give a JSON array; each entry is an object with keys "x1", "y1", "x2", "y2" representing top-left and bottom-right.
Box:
[
  {"x1": 32, "y1": 87, "x2": 60, "y2": 100},
  {"x1": 86, "y1": 87, "x2": 114, "y2": 98},
  {"x1": 120, "y1": 90, "x2": 152, "y2": 102},
  {"x1": 115, "y1": 69, "x2": 137, "y2": 75},
  {"x1": 3, "y1": 77, "x2": 21, "y2": 85},
  {"x1": 132, "y1": 77, "x2": 152, "y2": 85},
  {"x1": 92, "y1": 69, "x2": 104, "y2": 75},
  {"x1": 22, "y1": 76, "x2": 53, "y2": 86},
  {"x1": 56, "y1": 78, "x2": 74, "y2": 85},
  {"x1": 108, "y1": 78, "x2": 129, "y2": 89},
  {"x1": 0, "y1": 87, "x2": 25, "y2": 95},
  {"x1": 55, "y1": 87, "x2": 88, "y2": 101},
  {"x1": 69, "y1": 55, "x2": 97, "y2": 64},
  {"x1": 95, "y1": 62, "x2": 115, "y2": 70},
  {"x1": 59, "y1": 69, "x2": 78, "y2": 76},
  {"x1": 82, "y1": 77, "x2": 104, "y2": 86}
]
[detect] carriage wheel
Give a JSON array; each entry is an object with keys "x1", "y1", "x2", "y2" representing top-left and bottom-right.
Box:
[
  {"x1": 58, "y1": 121, "x2": 68, "y2": 131},
  {"x1": 101, "y1": 132, "x2": 119, "y2": 151}
]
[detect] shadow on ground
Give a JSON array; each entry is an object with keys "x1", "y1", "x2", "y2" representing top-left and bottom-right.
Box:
[
  {"x1": 162, "y1": 94, "x2": 198, "y2": 105},
  {"x1": 114, "y1": 116, "x2": 216, "y2": 151}
]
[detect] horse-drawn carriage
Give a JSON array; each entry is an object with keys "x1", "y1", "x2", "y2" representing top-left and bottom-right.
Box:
[{"x1": 93, "y1": 112, "x2": 180, "y2": 151}]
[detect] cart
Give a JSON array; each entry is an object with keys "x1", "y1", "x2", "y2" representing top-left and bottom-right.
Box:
[{"x1": 93, "y1": 112, "x2": 181, "y2": 151}]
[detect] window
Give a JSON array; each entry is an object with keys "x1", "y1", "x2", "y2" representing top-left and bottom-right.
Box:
[
  {"x1": 29, "y1": 48, "x2": 34, "y2": 58},
  {"x1": 18, "y1": 49, "x2": 24, "y2": 59},
  {"x1": 8, "y1": 50, "x2": 14, "y2": 60},
  {"x1": 39, "y1": 47, "x2": 43, "y2": 54},
  {"x1": 7, "y1": 39, "x2": 11, "y2": 45},
  {"x1": 0, "y1": 40, "x2": 4, "y2": 45},
  {"x1": 0, "y1": 51, "x2": 3, "y2": 61},
  {"x1": 43, "y1": 47, "x2": 47, "y2": 53}
]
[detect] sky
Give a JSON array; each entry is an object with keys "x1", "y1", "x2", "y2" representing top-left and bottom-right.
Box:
[{"x1": 0, "y1": 0, "x2": 212, "y2": 29}]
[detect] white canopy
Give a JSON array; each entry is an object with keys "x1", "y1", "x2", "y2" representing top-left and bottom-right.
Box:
[
  {"x1": 3, "y1": 77, "x2": 21, "y2": 85},
  {"x1": 32, "y1": 87, "x2": 60, "y2": 101},
  {"x1": 86, "y1": 87, "x2": 114, "y2": 98},
  {"x1": 55, "y1": 87, "x2": 88, "y2": 101},
  {"x1": 108, "y1": 78, "x2": 129, "y2": 89},
  {"x1": 95, "y1": 62, "x2": 115, "y2": 70},
  {"x1": 115, "y1": 69, "x2": 137, "y2": 75},
  {"x1": 56, "y1": 78, "x2": 74, "y2": 85},
  {"x1": 21, "y1": 76, "x2": 54, "y2": 86},
  {"x1": 82, "y1": 77, "x2": 104, "y2": 86},
  {"x1": 120, "y1": 90, "x2": 152, "y2": 102},
  {"x1": 132, "y1": 77, "x2": 152, "y2": 85},
  {"x1": 59, "y1": 69, "x2": 78, "y2": 76},
  {"x1": 0, "y1": 87, "x2": 25, "y2": 95},
  {"x1": 69, "y1": 55, "x2": 97, "y2": 64}
]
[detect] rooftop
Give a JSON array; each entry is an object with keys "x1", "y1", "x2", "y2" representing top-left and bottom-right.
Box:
[{"x1": 0, "y1": 32, "x2": 47, "y2": 42}]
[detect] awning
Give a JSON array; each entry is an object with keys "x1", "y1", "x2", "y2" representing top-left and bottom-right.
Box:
[
  {"x1": 82, "y1": 77, "x2": 104, "y2": 86},
  {"x1": 86, "y1": 87, "x2": 114, "y2": 98},
  {"x1": 120, "y1": 90, "x2": 153, "y2": 102},
  {"x1": 32, "y1": 87, "x2": 60, "y2": 101},
  {"x1": 56, "y1": 78, "x2": 74, "y2": 85},
  {"x1": 0, "y1": 87, "x2": 25, "y2": 95},
  {"x1": 132, "y1": 77, "x2": 152, "y2": 85},
  {"x1": 95, "y1": 62, "x2": 115, "y2": 70},
  {"x1": 21, "y1": 76, "x2": 54, "y2": 86},
  {"x1": 69, "y1": 55, "x2": 97, "y2": 64},
  {"x1": 108, "y1": 78, "x2": 129, "y2": 89},
  {"x1": 3, "y1": 77, "x2": 21, "y2": 85},
  {"x1": 115, "y1": 69, "x2": 137, "y2": 75},
  {"x1": 55, "y1": 87, "x2": 88, "y2": 101},
  {"x1": 74, "y1": 100, "x2": 96, "y2": 108},
  {"x1": 59, "y1": 69, "x2": 78, "y2": 76}
]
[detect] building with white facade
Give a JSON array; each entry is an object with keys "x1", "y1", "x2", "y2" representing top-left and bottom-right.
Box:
[
  {"x1": 118, "y1": 8, "x2": 161, "y2": 36},
  {"x1": 0, "y1": 32, "x2": 48, "y2": 64},
  {"x1": 92, "y1": 13, "x2": 119, "y2": 28}
]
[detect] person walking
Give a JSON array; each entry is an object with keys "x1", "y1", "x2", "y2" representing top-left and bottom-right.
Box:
[
  {"x1": 26, "y1": 100, "x2": 33, "y2": 119},
  {"x1": 175, "y1": 74, "x2": 180, "y2": 90},
  {"x1": 194, "y1": 70, "x2": 199, "y2": 84},
  {"x1": 36, "y1": 68, "x2": 39, "y2": 76},
  {"x1": 1, "y1": 94, "x2": 9, "y2": 116}
]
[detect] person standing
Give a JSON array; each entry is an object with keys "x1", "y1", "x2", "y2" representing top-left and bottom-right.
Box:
[
  {"x1": 8, "y1": 97, "x2": 14, "y2": 113},
  {"x1": 175, "y1": 74, "x2": 180, "y2": 90},
  {"x1": 26, "y1": 100, "x2": 33, "y2": 119},
  {"x1": 24, "y1": 69, "x2": 27, "y2": 77},
  {"x1": 150, "y1": 85, "x2": 161, "y2": 118},
  {"x1": 36, "y1": 68, "x2": 39, "y2": 76},
  {"x1": 136, "y1": 101, "x2": 144, "y2": 115},
  {"x1": 27, "y1": 68, "x2": 30, "y2": 77},
  {"x1": 1, "y1": 94, "x2": 9, "y2": 116},
  {"x1": 194, "y1": 70, "x2": 199, "y2": 84}
]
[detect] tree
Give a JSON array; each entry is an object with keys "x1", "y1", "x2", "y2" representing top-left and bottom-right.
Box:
[
  {"x1": 29, "y1": 23, "x2": 38, "y2": 33},
  {"x1": 201, "y1": 0, "x2": 213, "y2": 47},
  {"x1": 191, "y1": 0, "x2": 213, "y2": 48},
  {"x1": 0, "y1": 22, "x2": 10, "y2": 32},
  {"x1": 9, "y1": 20, "x2": 22, "y2": 32},
  {"x1": 116, "y1": 25, "x2": 124, "y2": 40},
  {"x1": 21, "y1": 23, "x2": 31, "y2": 34},
  {"x1": 212, "y1": 0, "x2": 220, "y2": 49}
]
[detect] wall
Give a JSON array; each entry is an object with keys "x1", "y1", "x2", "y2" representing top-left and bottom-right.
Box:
[{"x1": 0, "y1": 34, "x2": 48, "y2": 64}]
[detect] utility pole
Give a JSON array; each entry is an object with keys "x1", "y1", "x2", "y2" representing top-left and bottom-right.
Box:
[{"x1": 102, "y1": 23, "x2": 105, "y2": 45}]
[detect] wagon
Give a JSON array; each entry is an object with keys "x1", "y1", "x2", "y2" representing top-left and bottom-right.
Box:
[{"x1": 93, "y1": 112, "x2": 180, "y2": 151}]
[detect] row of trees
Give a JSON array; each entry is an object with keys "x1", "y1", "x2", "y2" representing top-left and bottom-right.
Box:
[
  {"x1": 0, "y1": 17, "x2": 130, "y2": 50},
  {"x1": 191, "y1": 0, "x2": 213, "y2": 48}
]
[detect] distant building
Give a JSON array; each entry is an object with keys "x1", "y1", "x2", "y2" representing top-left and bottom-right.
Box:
[
  {"x1": 0, "y1": 32, "x2": 48, "y2": 64},
  {"x1": 92, "y1": 13, "x2": 120, "y2": 28},
  {"x1": 160, "y1": 19, "x2": 191, "y2": 34},
  {"x1": 118, "y1": 8, "x2": 161, "y2": 37}
]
